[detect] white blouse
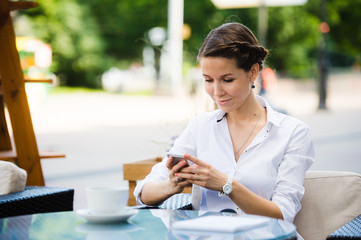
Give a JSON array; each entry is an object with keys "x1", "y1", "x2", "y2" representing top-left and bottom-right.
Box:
[{"x1": 134, "y1": 96, "x2": 315, "y2": 223}]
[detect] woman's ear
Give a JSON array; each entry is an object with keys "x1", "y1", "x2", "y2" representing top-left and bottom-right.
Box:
[{"x1": 250, "y1": 63, "x2": 260, "y2": 81}]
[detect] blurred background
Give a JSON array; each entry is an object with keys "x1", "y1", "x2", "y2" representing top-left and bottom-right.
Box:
[{"x1": 7, "y1": 0, "x2": 361, "y2": 209}]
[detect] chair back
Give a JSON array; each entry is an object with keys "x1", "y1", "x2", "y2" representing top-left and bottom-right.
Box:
[{"x1": 294, "y1": 171, "x2": 361, "y2": 240}]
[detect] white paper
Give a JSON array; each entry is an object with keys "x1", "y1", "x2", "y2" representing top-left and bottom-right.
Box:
[{"x1": 172, "y1": 215, "x2": 269, "y2": 233}]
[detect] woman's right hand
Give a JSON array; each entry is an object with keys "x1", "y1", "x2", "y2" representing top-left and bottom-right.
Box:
[
  {"x1": 139, "y1": 156, "x2": 190, "y2": 206},
  {"x1": 166, "y1": 156, "x2": 191, "y2": 194}
]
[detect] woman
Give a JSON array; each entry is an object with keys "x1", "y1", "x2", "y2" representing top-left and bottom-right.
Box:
[{"x1": 134, "y1": 22, "x2": 314, "y2": 225}]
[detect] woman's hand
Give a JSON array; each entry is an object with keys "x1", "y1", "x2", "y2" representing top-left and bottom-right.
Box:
[
  {"x1": 166, "y1": 156, "x2": 192, "y2": 194},
  {"x1": 175, "y1": 154, "x2": 228, "y2": 192},
  {"x1": 168, "y1": 155, "x2": 283, "y2": 220}
]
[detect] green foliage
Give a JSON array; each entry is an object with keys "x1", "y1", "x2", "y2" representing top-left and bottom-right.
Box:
[
  {"x1": 327, "y1": 0, "x2": 361, "y2": 58},
  {"x1": 17, "y1": 0, "x2": 360, "y2": 87},
  {"x1": 49, "y1": 86, "x2": 105, "y2": 94},
  {"x1": 24, "y1": 0, "x2": 106, "y2": 88},
  {"x1": 305, "y1": 0, "x2": 361, "y2": 69},
  {"x1": 266, "y1": 5, "x2": 320, "y2": 77},
  {"x1": 183, "y1": 0, "x2": 216, "y2": 61},
  {"x1": 86, "y1": 0, "x2": 168, "y2": 59}
]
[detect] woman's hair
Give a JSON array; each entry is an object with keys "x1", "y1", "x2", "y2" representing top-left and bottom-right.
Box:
[{"x1": 198, "y1": 22, "x2": 268, "y2": 71}]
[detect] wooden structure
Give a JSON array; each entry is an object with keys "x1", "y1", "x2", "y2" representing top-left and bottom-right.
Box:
[
  {"x1": 0, "y1": 0, "x2": 64, "y2": 186},
  {"x1": 123, "y1": 157, "x2": 192, "y2": 206}
]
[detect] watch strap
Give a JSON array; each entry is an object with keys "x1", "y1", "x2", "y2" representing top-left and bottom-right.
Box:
[{"x1": 218, "y1": 176, "x2": 232, "y2": 197}]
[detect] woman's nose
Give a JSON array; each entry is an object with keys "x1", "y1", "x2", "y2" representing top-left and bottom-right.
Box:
[{"x1": 213, "y1": 82, "x2": 224, "y2": 96}]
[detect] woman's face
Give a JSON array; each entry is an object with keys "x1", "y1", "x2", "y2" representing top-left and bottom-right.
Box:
[{"x1": 200, "y1": 57, "x2": 257, "y2": 113}]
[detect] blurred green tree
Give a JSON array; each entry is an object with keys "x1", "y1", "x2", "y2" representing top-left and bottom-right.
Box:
[
  {"x1": 21, "y1": 0, "x2": 170, "y2": 88},
  {"x1": 307, "y1": 0, "x2": 361, "y2": 68},
  {"x1": 23, "y1": 0, "x2": 106, "y2": 87},
  {"x1": 266, "y1": 5, "x2": 320, "y2": 78},
  {"x1": 87, "y1": 0, "x2": 168, "y2": 60},
  {"x1": 18, "y1": 0, "x2": 360, "y2": 87}
]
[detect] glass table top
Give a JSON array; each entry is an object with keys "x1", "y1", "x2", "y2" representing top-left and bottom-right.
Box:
[{"x1": 0, "y1": 209, "x2": 296, "y2": 240}]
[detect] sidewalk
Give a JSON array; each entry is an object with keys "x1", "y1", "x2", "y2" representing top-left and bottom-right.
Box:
[{"x1": 26, "y1": 72, "x2": 361, "y2": 209}]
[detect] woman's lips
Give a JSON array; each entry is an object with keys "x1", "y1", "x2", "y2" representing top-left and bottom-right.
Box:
[{"x1": 217, "y1": 99, "x2": 231, "y2": 106}]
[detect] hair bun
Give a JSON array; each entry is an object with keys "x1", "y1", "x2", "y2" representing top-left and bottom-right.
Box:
[
  {"x1": 198, "y1": 22, "x2": 269, "y2": 71},
  {"x1": 230, "y1": 41, "x2": 268, "y2": 71}
]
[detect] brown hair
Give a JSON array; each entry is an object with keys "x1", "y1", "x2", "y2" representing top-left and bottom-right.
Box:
[{"x1": 198, "y1": 22, "x2": 268, "y2": 71}]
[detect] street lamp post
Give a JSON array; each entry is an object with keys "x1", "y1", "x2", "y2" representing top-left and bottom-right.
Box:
[
  {"x1": 258, "y1": 1, "x2": 268, "y2": 46},
  {"x1": 148, "y1": 27, "x2": 166, "y2": 91},
  {"x1": 318, "y1": 0, "x2": 328, "y2": 109},
  {"x1": 168, "y1": 0, "x2": 184, "y2": 94}
]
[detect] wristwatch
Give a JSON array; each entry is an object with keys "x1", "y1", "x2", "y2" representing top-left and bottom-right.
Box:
[{"x1": 219, "y1": 176, "x2": 233, "y2": 197}]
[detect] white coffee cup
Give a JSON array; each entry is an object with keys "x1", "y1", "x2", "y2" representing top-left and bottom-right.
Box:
[{"x1": 86, "y1": 186, "x2": 129, "y2": 214}]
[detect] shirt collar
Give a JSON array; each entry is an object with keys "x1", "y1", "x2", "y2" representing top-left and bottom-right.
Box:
[
  {"x1": 255, "y1": 95, "x2": 282, "y2": 127},
  {"x1": 215, "y1": 95, "x2": 282, "y2": 127},
  {"x1": 215, "y1": 109, "x2": 227, "y2": 122}
]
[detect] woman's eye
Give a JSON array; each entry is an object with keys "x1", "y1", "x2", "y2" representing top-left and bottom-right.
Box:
[
  {"x1": 224, "y1": 79, "x2": 234, "y2": 83},
  {"x1": 204, "y1": 79, "x2": 213, "y2": 82}
]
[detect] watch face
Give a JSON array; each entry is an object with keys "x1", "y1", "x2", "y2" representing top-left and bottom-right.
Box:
[{"x1": 223, "y1": 184, "x2": 232, "y2": 195}]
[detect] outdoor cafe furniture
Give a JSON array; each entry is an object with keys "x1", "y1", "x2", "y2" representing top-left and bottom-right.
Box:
[
  {"x1": 123, "y1": 157, "x2": 192, "y2": 206},
  {"x1": 0, "y1": 156, "x2": 73, "y2": 219},
  {"x1": 327, "y1": 214, "x2": 361, "y2": 240},
  {"x1": 0, "y1": 186, "x2": 74, "y2": 218},
  {"x1": 294, "y1": 171, "x2": 361, "y2": 240},
  {"x1": 0, "y1": 209, "x2": 298, "y2": 240},
  {"x1": 124, "y1": 158, "x2": 361, "y2": 240},
  {"x1": 0, "y1": 0, "x2": 65, "y2": 187}
]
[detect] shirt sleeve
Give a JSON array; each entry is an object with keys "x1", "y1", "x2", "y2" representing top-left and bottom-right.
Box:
[
  {"x1": 134, "y1": 116, "x2": 198, "y2": 205},
  {"x1": 133, "y1": 157, "x2": 169, "y2": 205},
  {"x1": 272, "y1": 123, "x2": 315, "y2": 222}
]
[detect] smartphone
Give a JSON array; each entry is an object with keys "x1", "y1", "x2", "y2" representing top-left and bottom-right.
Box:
[{"x1": 166, "y1": 153, "x2": 189, "y2": 167}]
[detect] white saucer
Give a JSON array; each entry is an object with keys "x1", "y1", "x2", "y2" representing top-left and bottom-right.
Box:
[{"x1": 76, "y1": 208, "x2": 138, "y2": 223}]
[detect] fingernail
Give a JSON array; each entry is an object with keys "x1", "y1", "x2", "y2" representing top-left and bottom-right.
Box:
[{"x1": 174, "y1": 173, "x2": 178, "y2": 176}]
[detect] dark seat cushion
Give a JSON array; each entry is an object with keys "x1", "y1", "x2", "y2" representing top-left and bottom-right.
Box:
[
  {"x1": 327, "y1": 215, "x2": 361, "y2": 240},
  {"x1": 0, "y1": 186, "x2": 74, "y2": 218}
]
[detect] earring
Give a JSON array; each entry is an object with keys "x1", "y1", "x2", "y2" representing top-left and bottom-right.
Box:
[{"x1": 251, "y1": 82, "x2": 255, "y2": 89}]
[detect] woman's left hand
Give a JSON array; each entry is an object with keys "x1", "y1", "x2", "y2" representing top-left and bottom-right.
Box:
[{"x1": 176, "y1": 154, "x2": 228, "y2": 191}]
